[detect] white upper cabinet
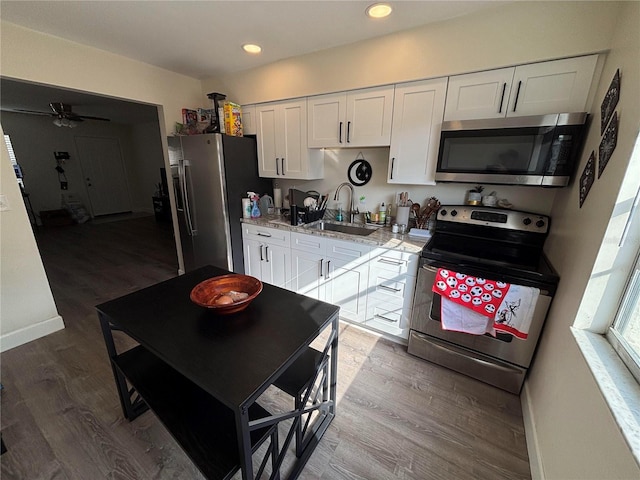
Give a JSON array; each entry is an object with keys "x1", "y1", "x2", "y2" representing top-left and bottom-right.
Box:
[
  {"x1": 308, "y1": 86, "x2": 394, "y2": 148},
  {"x1": 444, "y1": 55, "x2": 598, "y2": 120},
  {"x1": 387, "y1": 78, "x2": 448, "y2": 185},
  {"x1": 256, "y1": 99, "x2": 323, "y2": 179},
  {"x1": 241, "y1": 104, "x2": 256, "y2": 135},
  {"x1": 507, "y1": 55, "x2": 598, "y2": 116},
  {"x1": 444, "y1": 68, "x2": 515, "y2": 121}
]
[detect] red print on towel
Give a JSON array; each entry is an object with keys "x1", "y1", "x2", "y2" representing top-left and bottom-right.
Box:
[{"x1": 432, "y1": 268, "x2": 510, "y2": 318}]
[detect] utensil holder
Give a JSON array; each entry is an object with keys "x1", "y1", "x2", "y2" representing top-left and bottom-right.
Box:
[{"x1": 395, "y1": 206, "x2": 410, "y2": 227}]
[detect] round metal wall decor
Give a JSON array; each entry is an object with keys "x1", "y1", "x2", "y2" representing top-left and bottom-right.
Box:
[{"x1": 347, "y1": 153, "x2": 372, "y2": 186}]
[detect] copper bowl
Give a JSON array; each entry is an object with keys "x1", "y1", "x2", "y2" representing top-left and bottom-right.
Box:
[{"x1": 190, "y1": 274, "x2": 263, "y2": 314}]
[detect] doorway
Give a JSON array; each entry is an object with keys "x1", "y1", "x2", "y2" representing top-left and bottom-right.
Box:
[
  {"x1": 0, "y1": 78, "x2": 180, "y2": 302},
  {"x1": 75, "y1": 136, "x2": 132, "y2": 216}
]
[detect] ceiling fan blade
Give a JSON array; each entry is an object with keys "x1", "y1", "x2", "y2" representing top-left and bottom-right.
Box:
[
  {"x1": 75, "y1": 115, "x2": 110, "y2": 122},
  {"x1": 11, "y1": 108, "x2": 55, "y2": 116}
]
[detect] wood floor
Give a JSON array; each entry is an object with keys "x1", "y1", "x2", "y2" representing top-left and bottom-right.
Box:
[{"x1": 0, "y1": 215, "x2": 531, "y2": 480}]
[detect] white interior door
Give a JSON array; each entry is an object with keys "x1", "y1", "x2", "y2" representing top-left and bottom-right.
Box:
[{"x1": 75, "y1": 136, "x2": 131, "y2": 216}]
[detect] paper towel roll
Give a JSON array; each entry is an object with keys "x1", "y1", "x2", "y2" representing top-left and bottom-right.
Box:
[
  {"x1": 242, "y1": 198, "x2": 251, "y2": 219},
  {"x1": 273, "y1": 188, "x2": 282, "y2": 209}
]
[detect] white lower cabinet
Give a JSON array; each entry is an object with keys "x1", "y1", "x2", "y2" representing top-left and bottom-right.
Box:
[
  {"x1": 242, "y1": 226, "x2": 418, "y2": 339},
  {"x1": 242, "y1": 224, "x2": 291, "y2": 290},
  {"x1": 365, "y1": 248, "x2": 418, "y2": 338},
  {"x1": 290, "y1": 233, "x2": 370, "y2": 323}
]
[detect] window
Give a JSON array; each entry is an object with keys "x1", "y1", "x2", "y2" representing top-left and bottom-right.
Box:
[
  {"x1": 572, "y1": 131, "x2": 640, "y2": 463},
  {"x1": 608, "y1": 214, "x2": 640, "y2": 383}
]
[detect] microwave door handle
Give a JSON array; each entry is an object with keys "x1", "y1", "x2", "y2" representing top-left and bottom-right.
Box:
[{"x1": 180, "y1": 160, "x2": 197, "y2": 236}]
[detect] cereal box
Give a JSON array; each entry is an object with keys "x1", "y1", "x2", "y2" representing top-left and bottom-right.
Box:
[{"x1": 223, "y1": 102, "x2": 243, "y2": 137}]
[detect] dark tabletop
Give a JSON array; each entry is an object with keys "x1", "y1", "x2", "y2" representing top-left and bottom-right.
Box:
[{"x1": 96, "y1": 265, "x2": 339, "y2": 410}]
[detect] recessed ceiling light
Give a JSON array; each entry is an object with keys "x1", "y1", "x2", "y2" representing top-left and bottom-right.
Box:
[
  {"x1": 242, "y1": 44, "x2": 262, "y2": 54},
  {"x1": 366, "y1": 3, "x2": 392, "y2": 19}
]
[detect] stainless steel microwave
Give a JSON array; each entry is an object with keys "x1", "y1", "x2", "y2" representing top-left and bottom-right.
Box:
[{"x1": 435, "y1": 113, "x2": 588, "y2": 187}]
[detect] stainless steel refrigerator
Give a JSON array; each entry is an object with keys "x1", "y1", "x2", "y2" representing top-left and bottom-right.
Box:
[{"x1": 168, "y1": 134, "x2": 272, "y2": 273}]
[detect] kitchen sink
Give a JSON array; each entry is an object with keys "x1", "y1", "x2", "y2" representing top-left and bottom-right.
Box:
[{"x1": 304, "y1": 221, "x2": 376, "y2": 236}]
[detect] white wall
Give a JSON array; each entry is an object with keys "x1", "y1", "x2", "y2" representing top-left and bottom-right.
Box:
[
  {"x1": 129, "y1": 121, "x2": 165, "y2": 212},
  {"x1": 0, "y1": 20, "x2": 206, "y2": 347},
  {"x1": 204, "y1": 1, "x2": 618, "y2": 105},
  {"x1": 525, "y1": 2, "x2": 640, "y2": 478},
  {"x1": 275, "y1": 148, "x2": 556, "y2": 218},
  {"x1": 0, "y1": 124, "x2": 63, "y2": 351}
]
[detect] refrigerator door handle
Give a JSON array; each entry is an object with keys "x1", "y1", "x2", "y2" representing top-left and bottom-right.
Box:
[{"x1": 180, "y1": 159, "x2": 197, "y2": 236}]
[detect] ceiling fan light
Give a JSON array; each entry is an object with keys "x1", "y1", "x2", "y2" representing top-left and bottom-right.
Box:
[
  {"x1": 69, "y1": 120, "x2": 78, "y2": 128},
  {"x1": 366, "y1": 3, "x2": 392, "y2": 18},
  {"x1": 53, "y1": 118, "x2": 63, "y2": 127}
]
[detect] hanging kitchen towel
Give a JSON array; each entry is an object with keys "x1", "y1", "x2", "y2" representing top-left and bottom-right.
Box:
[
  {"x1": 432, "y1": 268, "x2": 510, "y2": 318},
  {"x1": 493, "y1": 284, "x2": 540, "y2": 340},
  {"x1": 440, "y1": 297, "x2": 496, "y2": 336}
]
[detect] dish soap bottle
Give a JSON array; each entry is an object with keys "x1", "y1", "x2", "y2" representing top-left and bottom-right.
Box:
[
  {"x1": 379, "y1": 202, "x2": 386, "y2": 225},
  {"x1": 336, "y1": 207, "x2": 343, "y2": 222}
]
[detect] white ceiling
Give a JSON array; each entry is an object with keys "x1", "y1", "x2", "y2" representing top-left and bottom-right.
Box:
[
  {"x1": 0, "y1": 1, "x2": 499, "y2": 124},
  {"x1": 1, "y1": 1, "x2": 499, "y2": 79}
]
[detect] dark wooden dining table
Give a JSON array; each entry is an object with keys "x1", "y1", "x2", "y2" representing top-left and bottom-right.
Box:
[{"x1": 96, "y1": 265, "x2": 339, "y2": 480}]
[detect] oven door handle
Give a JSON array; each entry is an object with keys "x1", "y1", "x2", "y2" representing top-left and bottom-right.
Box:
[{"x1": 414, "y1": 331, "x2": 524, "y2": 374}]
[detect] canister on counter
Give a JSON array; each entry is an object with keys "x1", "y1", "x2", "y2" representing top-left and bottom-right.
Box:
[{"x1": 242, "y1": 198, "x2": 251, "y2": 219}]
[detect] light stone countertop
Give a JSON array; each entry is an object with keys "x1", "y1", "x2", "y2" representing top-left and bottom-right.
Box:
[{"x1": 242, "y1": 215, "x2": 429, "y2": 254}]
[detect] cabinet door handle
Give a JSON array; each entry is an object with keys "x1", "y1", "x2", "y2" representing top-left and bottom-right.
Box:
[
  {"x1": 265, "y1": 245, "x2": 269, "y2": 262},
  {"x1": 512, "y1": 81, "x2": 522, "y2": 112},
  {"x1": 380, "y1": 284, "x2": 401, "y2": 293},
  {"x1": 259, "y1": 244, "x2": 264, "y2": 262},
  {"x1": 375, "y1": 313, "x2": 397, "y2": 323},
  {"x1": 378, "y1": 258, "x2": 403, "y2": 266},
  {"x1": 276, "y1": 158, "x2": 280, "y2": 175},
  {"x1": 326, "y1": 260, "x2": 331, "y2": 280},
  {"x1": 257, "y1": 232, "x2": 272, "y2": 237},
  {"x1": 319, "y1": 258, "x2": 324, "y2": 277},
  {"x1": 498, "y1": 82, "x2": 507, "y2": 113},
  {"x1": 390, "y1": 157, "x2": 395, "y2": 180},
  {"x1": 281, "y1": 158, "x2": 285, "y2": 176},
  {"x1": 339, "y1": 122, "x2": 343, "y2": 143},
  {"x1": 346, "y1": 121, "x2": 351, "y2": 143}
]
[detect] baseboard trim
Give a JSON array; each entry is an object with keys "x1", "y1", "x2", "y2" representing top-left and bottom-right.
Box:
[
  {"x1": 521, "y1": 381, "x2": 545, "y2": 480},
  {"x1": 1, "y1": 315, "x2": 65, "y2": 352}
]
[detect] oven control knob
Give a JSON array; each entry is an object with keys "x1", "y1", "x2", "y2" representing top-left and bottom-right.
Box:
[
  {"x1": 523, "y1": 217, "x2": 532, "y2": 225},
  {"x1": 440, "y1": 209, "x2": 447, "y2": 216},
  {"x1": 450, "y1": 209, "x2": 458, "y2": 217},
  {"x1": 536, "y1": 219, "x2": 545, "y2": 228}
]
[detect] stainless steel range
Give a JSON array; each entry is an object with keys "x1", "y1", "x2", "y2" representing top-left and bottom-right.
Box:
[{"x1": 408, "y1": 205, "x2": 559, "y2": 394}]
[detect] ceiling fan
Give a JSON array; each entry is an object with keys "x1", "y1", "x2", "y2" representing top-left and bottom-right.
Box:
[{"x1": 13, "y1": 102, "x2": 110, "y2": 126}]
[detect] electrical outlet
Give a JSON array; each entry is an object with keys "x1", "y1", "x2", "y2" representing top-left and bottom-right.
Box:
[{"x1": 0, "y1": 194, "x2": 10, "y2": 211}]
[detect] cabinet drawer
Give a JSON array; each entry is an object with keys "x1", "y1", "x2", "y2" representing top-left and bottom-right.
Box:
[
  {"x1": 368, "y1": 272, "x2": 411, "y2": 305},
  {"x1": 291, "y1": 232, "x2": 327, "y2": 253},
  {"x1": 242, "y1": 224, "x2": 290, "y2": 247},
  {"x1": 370, "y1": 248, "x2": 418, "y2": 275},
  {"x1": 326, "y1": 238, "x2": 371, "y2": 263}
]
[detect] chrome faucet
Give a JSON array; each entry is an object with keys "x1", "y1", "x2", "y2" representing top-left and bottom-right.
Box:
[{"x1": 334, "y1": 182, "x2": 358, "y2": 223}]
